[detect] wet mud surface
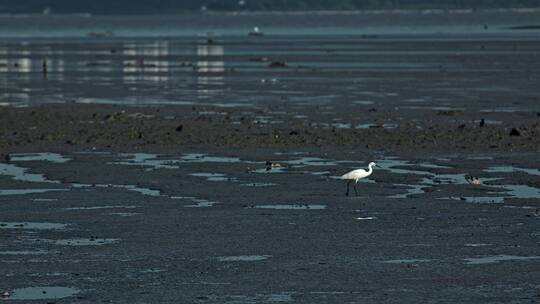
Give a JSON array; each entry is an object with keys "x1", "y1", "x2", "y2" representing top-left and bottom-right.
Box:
[
  {"x1": 0, "y1": 149, "x2": 539, "y2": 303},
  {"x1": 1, "y1": 101, "x2": 540, "y2": 153}
]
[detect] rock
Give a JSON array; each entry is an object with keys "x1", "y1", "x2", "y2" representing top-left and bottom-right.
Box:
[
  {"x1": 509, "y1": 128, "x2": 521, "y2": 136},
  {"x1": 175, "y1": 124, "x2": 184, "y2": 132},
  {"x1": 268, "y1": 61, "x2": 287, "y2": 68},
  {"x1": 1, "y1": 153, "x2": 10, "y2": 162}
]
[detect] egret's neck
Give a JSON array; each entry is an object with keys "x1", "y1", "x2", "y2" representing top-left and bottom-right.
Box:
[{"x1": 367, "y1": 164, "x2": 374, "y2": 173}]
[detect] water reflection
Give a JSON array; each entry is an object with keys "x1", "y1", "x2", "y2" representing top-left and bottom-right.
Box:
[
  {"x1": 122, "y1": 41, "x2": 170, "y2": 83},
  {"x1": 0, "y1": 39, "x2": 231, "y2": 106},
  {"x1": 197, "y1": 42, "x2": 225, "y2": 97}
]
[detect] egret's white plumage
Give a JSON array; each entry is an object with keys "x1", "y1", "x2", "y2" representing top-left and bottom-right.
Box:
[{"x1": 341, "y1": 162, "x2": 377, "y2": 196}]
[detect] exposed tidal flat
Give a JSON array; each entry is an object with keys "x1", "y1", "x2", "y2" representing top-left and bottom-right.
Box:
[{"x1": 1, "y1": 11, "x2": 540, "y2": 303}]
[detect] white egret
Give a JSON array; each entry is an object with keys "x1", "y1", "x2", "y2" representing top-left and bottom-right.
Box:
[{"x1": 341, "y1": 162, "x2": 378, "y2": 196}]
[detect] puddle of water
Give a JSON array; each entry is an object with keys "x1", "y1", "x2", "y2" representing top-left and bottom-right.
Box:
[
  {"x1": 222, "y1": 293, "x2": 293, "y2": 303},
  {"x1": 72, "y1": 183, "x2": 161, "y2": 197},
  {"x1": 284, "y1": 157, "x2": 335, "y2": 167},
  {"x1": 0, "y1": 189, "x2": 67, "y2": 196},
  {"x1": 283, "y1": 157, "x2": 354, "y2": 168},
  {"x1": 47, "y1": 238, "x2": 120, "y2": 246},
  {"x1": 239, "y1": 182, "x2": 277, "y2": 187},
  {"x1": 112, "y1": 153, "x2": 178, "y2": 171},
  {"x1": 441, "y1": 182, "x2": 540, "y2": 202},
  {"x1": 352, "y1": 100, "x2": 375, "y2": 105},
  {"x1": 480, "y1": 108, "x2": 520, "y2": 113},
  {"x1": 419, "y1": 163, "x2": 452, "y2": 169},
  {"x1": 503, "y1": 185, "x2": 540, "y2": 199},
  {"x1": 330, "y1": 122, "x2": 352, "y2": 129},
  {"x1": 389, "y1": 176, "x2": 434, "y2": 198},
  {"x1": 113, "y1": 153, "x2": 249, "y2": 171},
  {"x1": 62, "y1": 205, "x2": 138, "y2": 211},
  {"x1": 464, "y1": 243, "x2": 493, "y2": 247},
  {"x1": 0, "y1": 222, "x2": 67, "y2": 230},
  {"x1": 31, "y1": 198, "x2": 58, "y2": 202},
  {"x1": 485, "y1": 166, "x2": 540, "y2": 176},
  {"x1": 185, "y1": 200, "x2": 218, "y2": 208},
  {"x1": 6, "y1": 287, "x2": 79, "y2": 300},
  {"x1": 181, "y1": 153, "x2": 245, "y2": 163},
  {"x1": 474, "y1": 119, "x2": 503, "y2": 125},
  {"x1": 380, "y1": 157, "x2": 522, "y2": 200},
  {"x1": 251, "y1": 204, "x2": 327, "y2": 210},
  {"x1": 119, "y1": 185, "x2": 161, "y2": 197},
  {"x1": 389, "y1": 183, "x2": 428, "y2": 199},
  {"x1": 355, "y1": 123, "x2": 398, "y2": 129},
  {"x1": 140, "y1": 269, "x2": 166, "y2": 273},
  {"x1": 0, "y1": 163, "x2": 59, "y2": 183},
  {"x1": 274, "y1": 152, "x2": 307, "y2": 156},
  {"x1": 383, "y1": 259, "x2": 431, "y2": 264},
  {"x1": 355, "y1": 217, "x2": 377, "y2": 220},
  {"x1": 252, "y1": 167, "x2": 287, "y2": 174},
  {"x1": 466, "y1": 156, "x2": 494, "y2": 160},
  {"x1": 217, "y1": 255, "x2": 271, "y2": 262},
  {"x1": 36, "y1": 272, "x2": 68, "y2": 277},
  {"x1": 108, "y1": 212, "x2": 140, "y2": 217},
  {"x1": 464, "y1": 255, "x2": 540, "y2": 265},
  {"x1": 210, "y1": 293, "x2": 293, "y2": 304},
  {"x1": 403, "y1": 106, "x2": 465, "y2": 111},
  {"x1": 0, "y1": 250, "x2": 49, "y2": 255},
  {"x1": 377, "y1": 159, "x2": 434, "y2": 176},
  {"x1": 440, "y1": 196, "x2": 505, "y2": 204},
  {"x1": 74, "y1": 151, "x2": 111, "y2": 155},
  {"x1": 171, "y1": 196, "x2": 219, "y2": 208},
  {"x1": 190, "y1": 172, "x2": 237, "y2": 182},
  {"x1": 9, "y1": 153, "x2": 70, "y2": 163},
  {"x1": 503, "y1": 205, "x2": 536, "y2": 210}
]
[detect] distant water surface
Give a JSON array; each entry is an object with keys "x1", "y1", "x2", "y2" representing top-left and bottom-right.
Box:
[{"x1": 0, "y1": 11, "x2": 539, "y2": 108}]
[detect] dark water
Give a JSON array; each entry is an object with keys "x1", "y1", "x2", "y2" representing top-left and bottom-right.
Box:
[{"x1": 1, "y1": 11, "x2": 539, "y2": 108}]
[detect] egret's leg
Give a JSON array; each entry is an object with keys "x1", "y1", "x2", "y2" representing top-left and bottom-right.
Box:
[
  {"x1": 345, "y1": 180, "x2": 351, "y2": 196},
  {"x1": 353, "y1": 182, "x2": 359, "y2": 196}
]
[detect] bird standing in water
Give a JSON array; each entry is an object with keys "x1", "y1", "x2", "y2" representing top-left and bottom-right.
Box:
[{"x1": 341, "y1": 162, "x2": 378, "y2": 196}]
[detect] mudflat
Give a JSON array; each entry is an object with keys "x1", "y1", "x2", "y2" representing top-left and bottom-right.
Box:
[{"x1": 1, "y1": 16, "x2": 540, "y2": 302}]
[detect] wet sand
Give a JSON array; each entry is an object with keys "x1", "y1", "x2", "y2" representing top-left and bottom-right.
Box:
[{"x1": 1, "y1": 17, "x2": 540, "y2": 302}]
